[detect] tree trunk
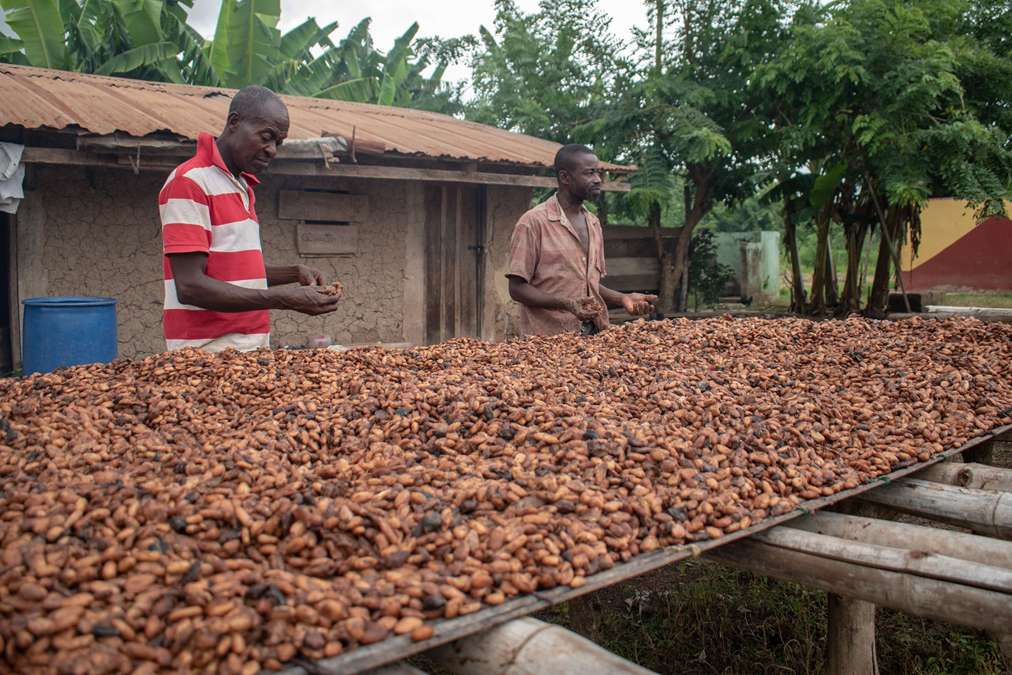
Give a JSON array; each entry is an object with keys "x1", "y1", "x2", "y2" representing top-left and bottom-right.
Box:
[
  {"x1": 669, "y1": 164, "x2": 715, "y2": 313},
  {"x1": 784, "y1": 203, "x2": 806, "y2": 313},
  {"x1": 808, "y1": 206, "x2": 832, "y2": 314},
  {"x1": 867, "y1": 208, "x2": 897, "y2": 318},
  {"x1": 838, "y1": 221, "x2": 868, "y2": 315},
  {"x1": 658, "y1": 249, "x2": 679, "y2": 315},
  {"x1": 824, "y1": 232, "x2": 840, "y2": 307}
]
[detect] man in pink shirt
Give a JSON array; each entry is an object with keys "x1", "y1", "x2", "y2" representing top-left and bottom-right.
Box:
[
  {"x1": 507, "y1": 144, "x2": 657, "y2": 337},
  {"x1": 160, "y1": 86, "x2": 340, "y2": 351}
]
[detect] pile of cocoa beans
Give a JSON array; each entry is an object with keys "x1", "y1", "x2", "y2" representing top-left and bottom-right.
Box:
[{"x1": 0, "y1": 316, "x2": 1009, "y2": 673}]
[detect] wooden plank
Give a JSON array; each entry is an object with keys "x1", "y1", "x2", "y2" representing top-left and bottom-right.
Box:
[
  {"x1": 295, "y1": 224, "x2": 359, "y2": 256},
  {"x1": 423, "y1": 186, "x2": 442, "y2": 346},
  {"x1": 857, "y1": 478, "x2": 1012, "y2": 539},
  {"x1": 606, "y1": 257, "x2": 659, "y2": 277},
  {"x1": 457, "y1": 186, "x2": 479, "y2": 339},
  {"x1": 21, "y1": 147, "x2": 632, "y2": 191},
  {"x1": 276, "y1": 428, "x2": 1009, "y2": 674},
  {"x1": 279, "y1": 190, "x2": 369, "y2": 222},
  {"x1": 425, "y1": 618, "x2": 655, "y2": 675},
  {"x1": 707, "y1": 539, "x2": 1012, "y2": 634},
  {"x1": 602, "y1": 275, "x2": 661, "y2": 293},
  {"x1": 603, "y1": 238, "x2": 660, "y2": 258},
  {"x1": 786, "y1": 512, "x2": 1012, "y2": 569},
  {"x1": 442, "y1": 186, "x2": 457, "y2": 343},
  {"x1": 602, "y1": 225, "x2": 680, "y2": 240}
]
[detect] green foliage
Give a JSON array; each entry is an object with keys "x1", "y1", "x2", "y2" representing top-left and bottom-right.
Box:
[
  {"x1": 0, "y1": 0, "x2": 457, "y2": 111},
  {"x1": 2, "y1": 0, "x2": 67, "y2": 68},
  {"x1": 466, "y1": 0, "x2": 622, "y2": 144},
  {"x1": 688, "y1": 230, "x2": 734, "y2": 309}
]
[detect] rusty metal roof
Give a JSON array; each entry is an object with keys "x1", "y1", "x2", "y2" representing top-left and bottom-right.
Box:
[{"x1": 0, "y1": 65, "x2": 632, "y2": 172}]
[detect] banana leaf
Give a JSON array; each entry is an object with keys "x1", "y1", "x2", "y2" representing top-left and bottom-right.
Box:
[
  {"x1": 94, "y1": 41, "x2": 177, "y2": 75},
  {"x1": 279, "y1": 17, "x2": 335, "y2": 60},
  {"x1": 0, "y1": 0, "x2": 67, "y2": 68},
  {"x1": 113, "y1": 0, "x2": 164, "y2": 46},
  {"x1": 209, "y1": 0, "x2": 281, "y2": 87},
  {"x1": 315, "y1": 76, "x2": 375, "y2": 102}
]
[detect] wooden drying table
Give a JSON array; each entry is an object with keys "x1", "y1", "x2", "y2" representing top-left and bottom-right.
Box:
[{"x1": 275, "y1": 424, "x2": 1012, "y2": 674}]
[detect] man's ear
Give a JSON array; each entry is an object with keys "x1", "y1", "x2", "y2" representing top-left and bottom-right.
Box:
[
  {"x1": 226, "y1": 112, "x2": 242, "y2": 132},
  {"x1": 557, "y1": 169, "x2": 570, "y2": 187}
]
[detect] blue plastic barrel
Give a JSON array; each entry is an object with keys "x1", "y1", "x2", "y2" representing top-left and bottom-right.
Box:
[{"x1": 21, "y1": 297, "x2": 119, "y2": 375}]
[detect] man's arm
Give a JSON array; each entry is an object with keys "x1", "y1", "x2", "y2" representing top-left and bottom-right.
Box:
[
  {"x1": 266, "y1": 264, "x2": 326, "y2": 287},
  {"x1": 170, "y1": 253, "x2": 340, "y2": 315},
  {"x1": 508, "y1": 276, "x2": 598, "y2": 320},
  {"x1": 599, "y1": 284, "x2": 658, "y2": 315}
]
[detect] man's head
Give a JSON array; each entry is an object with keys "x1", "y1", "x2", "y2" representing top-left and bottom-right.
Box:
[
  {"x1": 218, "y1": 85, "x2": 289, "y2": 177},
  {"x1": 554, "y1": 144, "x2": 603, "y2": 203}
]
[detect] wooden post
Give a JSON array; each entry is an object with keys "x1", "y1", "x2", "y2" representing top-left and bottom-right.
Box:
[
  {"x1": 425, "y1": 617, "x2": 655, "y2": 675},
  {"x1": 824, "y1": 594, "x2": 879, "y2": 675}
]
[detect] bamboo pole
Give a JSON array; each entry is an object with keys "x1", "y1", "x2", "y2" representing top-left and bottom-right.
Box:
[
  {"x1": 705, "y1": 539, "x2": 1012, "y2": 633},
  {"x1": 856, "y1": 478, "x2": 1012, "y2": 540},
  {"x1": 425, "y1": 617, "x2": 655, "y2": 675},
  {"x1": 825, "y1": 594, "x2": 879, "y2": 675},
  {"x1": 753, "y1": 527, "x2": 1012, "y2": 593},
  {"x1": 787, "y1": 511, "x2": 1012, "y2": 569},
  {"x1": 914, "y1": 462, "x2": 1012, "y2": 493}
]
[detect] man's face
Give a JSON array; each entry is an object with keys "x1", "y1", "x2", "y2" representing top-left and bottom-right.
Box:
[
  {"x1": 563, "y1": 153, "x2": 604, "y2": 201},
  {"x1": 226, "y1": 100, "x2": 289, "y2": 176}
]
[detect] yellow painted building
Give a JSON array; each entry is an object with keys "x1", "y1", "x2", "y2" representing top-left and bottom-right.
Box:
[{"x1": 901, "y1": 199, "x2": 1012, "y2": 291}]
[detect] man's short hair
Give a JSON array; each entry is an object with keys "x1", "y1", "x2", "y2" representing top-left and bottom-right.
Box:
[
  {"x1": 228, "y1": 85, "x2": 286, "y2": 122},
  {"x1": 554, "y1": 144, "x2": 596, "y2": 175}
]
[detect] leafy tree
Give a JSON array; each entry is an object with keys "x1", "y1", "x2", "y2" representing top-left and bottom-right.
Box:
[
  {"x1": 584, "y1": 0, "x2": 793, "y2": 312},
  {"x1": 755, "y1": 0, "x2": 1012, "y2": 317},
  {"x1": 466, "y1": 0, "x2": 622, "y2": 144}
]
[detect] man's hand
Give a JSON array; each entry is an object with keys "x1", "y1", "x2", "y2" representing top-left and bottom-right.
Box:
[
  {"x1": 621, "y1": 293, "x2": 657, "y2": 316},
  {"x1": 564, "y1": 297, "x2": 603, "y2": 321},
  {"x1": 278, "y1": 286, "x2": 341, "y2": 316},
  {"x1": 296, "y1": 265, "x2": 325, "y2": 286}
]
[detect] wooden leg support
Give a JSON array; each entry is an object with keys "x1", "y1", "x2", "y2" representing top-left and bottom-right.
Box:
[{"x1": 824, "y1": 594, "x2": 879, "y2": 675}]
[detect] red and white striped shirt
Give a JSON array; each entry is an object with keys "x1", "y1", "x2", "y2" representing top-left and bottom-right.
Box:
[{"x1": 160, "y1": 132, "x2": 270, "y2": 352}]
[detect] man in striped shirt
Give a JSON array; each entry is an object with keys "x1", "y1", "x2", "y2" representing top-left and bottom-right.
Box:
[
  {"x1": 160, "y1": 86, "x2": 340, "y2": 352},
  {"x1": 507, "y1": 145, "x2": 657, "y2": 337}
]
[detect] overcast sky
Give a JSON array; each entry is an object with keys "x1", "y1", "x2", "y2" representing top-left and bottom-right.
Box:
[{"x1": 1, "y1": 1, "x2": 649, "y2": 86}]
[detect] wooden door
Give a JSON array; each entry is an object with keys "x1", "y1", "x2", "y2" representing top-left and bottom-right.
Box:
[{"x1": 424, "y1": 185, "x2": 485, "y2": 344}]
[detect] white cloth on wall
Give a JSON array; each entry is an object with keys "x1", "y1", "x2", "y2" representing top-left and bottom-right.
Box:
[{"x1": 0, "y1": 142, "x2": 25, "y2": 214}]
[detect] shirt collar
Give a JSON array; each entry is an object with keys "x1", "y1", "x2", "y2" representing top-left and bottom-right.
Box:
[{"x1": 197, "y1": 132, "x2": 260, "y2": 186}]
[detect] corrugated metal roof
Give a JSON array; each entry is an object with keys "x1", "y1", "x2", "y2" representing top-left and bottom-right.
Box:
[{"x1": 0, "y1": 65, "x2": 632, "y2": 172}]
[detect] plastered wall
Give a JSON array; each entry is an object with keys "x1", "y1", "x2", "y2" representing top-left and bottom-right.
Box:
[
  {"x1": 482, "y1": 185, "x2": 531, "y2": 341},
  {"x1": 14, "y1": 165, "x2": 530, "y2": 363}
]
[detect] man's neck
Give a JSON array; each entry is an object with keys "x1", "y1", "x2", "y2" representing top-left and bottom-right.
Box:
[
  {"x1": 216, "y1": 137, "x2": 242, "y2": 179},
  {"x1": 557, "y1": 189, "x2": 584, "y2": 217}
]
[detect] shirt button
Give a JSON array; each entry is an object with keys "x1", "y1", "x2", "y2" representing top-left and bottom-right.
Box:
[{"x1": 581, "y1": 256, "x2": 586, "y2": 262}]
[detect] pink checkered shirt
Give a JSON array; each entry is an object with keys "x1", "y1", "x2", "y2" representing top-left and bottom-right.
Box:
[{"x1": 507, "y1": 193, "x2": 609, "y2": 337}]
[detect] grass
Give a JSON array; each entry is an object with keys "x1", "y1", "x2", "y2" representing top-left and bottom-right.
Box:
[
  {"x1": 528, "y1": 560, "x2": 1006, "y2": 675},
  {"x1": 941, "y1": 293, "x2": 1012, "y2": 309}
]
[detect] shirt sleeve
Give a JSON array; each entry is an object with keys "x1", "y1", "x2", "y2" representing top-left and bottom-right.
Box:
[
  {"x1": 159, "y1": 173, "x2": 212, "y2": 255},
  {"x1": 507, "y1": 217, "x2": 540, "y2": 283}
]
